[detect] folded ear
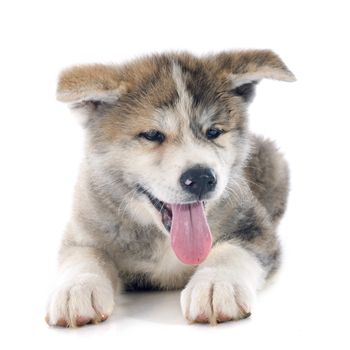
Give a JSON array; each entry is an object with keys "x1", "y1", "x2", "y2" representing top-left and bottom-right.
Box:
[
  {"x1": 57, "y1": 64, "x2": 129, "y2": 108},
  {"x1": 208, "y1": 50, "x2": 296, "y2": 102}
]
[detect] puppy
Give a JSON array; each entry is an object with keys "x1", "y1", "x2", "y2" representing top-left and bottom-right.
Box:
[{"x1": 46, "y1": 50, "x2": 294, "y2": 327}]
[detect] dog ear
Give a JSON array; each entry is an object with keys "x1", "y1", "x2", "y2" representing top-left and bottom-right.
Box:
[
  {"x1": 209, "y1": 50, "x2": 296, "y2": 102},
  {"x1": 57, "y1": 64, "x2": 129, "y2": 109}
]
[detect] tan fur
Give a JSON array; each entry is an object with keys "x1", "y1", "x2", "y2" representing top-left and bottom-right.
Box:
[
  {"x1": 57, "y1": 64, "x2": 130, "y2": 103},
  {"x1": 206, "y1": 50, "x2": 295, "y2": 82},
  {"x1": 57, "y1": 50, "x2": 294, "y2": 104}
]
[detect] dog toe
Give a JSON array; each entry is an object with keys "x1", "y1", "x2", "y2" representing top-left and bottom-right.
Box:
[{"x1": 75, "y1": 316, "x2": 92, "y2": 327}]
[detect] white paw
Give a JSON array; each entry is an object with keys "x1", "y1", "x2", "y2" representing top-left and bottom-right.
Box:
[
  {"x1": 180, "y1": 268, "x2": 255, "y2": 324},
  {"x1": 46, "y1": 273, "x2": 115, "y2": 327}
]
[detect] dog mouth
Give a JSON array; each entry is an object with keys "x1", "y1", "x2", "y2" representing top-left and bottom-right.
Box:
[
  {"x1": 142, "y1": 187, "x2": 173, "y2": 232},
  {"x1": 136, "y1": 185, "x2": 212, "y2": 265},
  {"x1": 136, "y1": 185, "x2": 173, "y2": 231}
]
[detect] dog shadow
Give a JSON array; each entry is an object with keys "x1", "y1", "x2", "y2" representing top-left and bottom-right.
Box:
[{"x1": 112, "y1": 290, "x2": 185, "y2": 325}]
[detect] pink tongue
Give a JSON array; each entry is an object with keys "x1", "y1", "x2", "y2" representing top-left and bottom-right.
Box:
[{"x1": 170, "y1": 202, "x2": 212, "y2": 265}]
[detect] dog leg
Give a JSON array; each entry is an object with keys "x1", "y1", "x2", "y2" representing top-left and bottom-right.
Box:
[
  {"x1": 46, "y1": 246, "x2": 119, "y2": 327},
  {"x1": 180, "y1": 242, "x2": 265, "y2": 324}
]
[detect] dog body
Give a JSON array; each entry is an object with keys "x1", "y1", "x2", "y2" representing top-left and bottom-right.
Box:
[{"x1": 46, "y1": 51, "x2": 294, "y2": 327}]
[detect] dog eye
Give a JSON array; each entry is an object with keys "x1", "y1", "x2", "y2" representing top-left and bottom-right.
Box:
[
  {"x1": 139, "y1": 130, "x2": 165, "y2": 143},
  {"x1": 206, "y1": 128, "x2": 223, "y2": 140}
]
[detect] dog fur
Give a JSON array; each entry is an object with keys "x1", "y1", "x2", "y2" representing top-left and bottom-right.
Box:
[{"x1": 46, "y1": 50, "x2": 294, "y2": 327}]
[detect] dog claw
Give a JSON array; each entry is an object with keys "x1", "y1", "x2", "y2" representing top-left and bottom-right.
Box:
[
  {"x1": 194, "y1": 313, "x2": 209, "y2": 323},
  {"x1": 56, "y1": 319, "x2": 69, "y2": 327},
  {"x1": 75, "y1": 316, "x2": 92, "y2": 327},
  {"x1": 100, "y1": 314, "x2": 108, "y2": 321},
  {"x1": 216, "y1": 312, "x2": 233, "y2": 323},
  {"x1": 241, "y1": 312, "x2": 251, "y2": 319}
]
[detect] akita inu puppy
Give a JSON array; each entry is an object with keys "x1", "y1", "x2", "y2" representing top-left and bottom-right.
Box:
[{"x1": 46, "y1": 50, "x2": 295, "y2": 327}]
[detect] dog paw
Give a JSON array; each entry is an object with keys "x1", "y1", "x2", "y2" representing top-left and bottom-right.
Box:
[
  {"x1": 180, "y1": 269, "x2": 255, "y2": 324},
  {"x1": 46, "y1": 273, "x2": 115, "y2": 327}
]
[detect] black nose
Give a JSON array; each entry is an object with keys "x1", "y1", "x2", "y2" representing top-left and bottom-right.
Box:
[{"x1": 180, "y1": 167, "x2": 217, "y2": 199}]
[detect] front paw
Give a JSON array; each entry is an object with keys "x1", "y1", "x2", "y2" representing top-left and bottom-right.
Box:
[
  {"x1": 180, "y1": 269, "x2": 255, "y2": 324},
  {"x1": 46, "y1": 273, "x2": 115, "y2": 327}
]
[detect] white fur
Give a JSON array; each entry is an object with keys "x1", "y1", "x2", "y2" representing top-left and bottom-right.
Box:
[
  {"x1": 47, "y1": 272, "x2": 114, "y2": 327},
  {"x1": 46, "y1": 248, "x2": 117, "y2": 327},
  {"x1": 151, "y1": 239, "x2": 195, "y2": 286},
  {"x1": 172, "y1": 63, "x2": 193, "y2": 119},
  {"x1": 180, "y1": 242, "x2": 265, "y2": 323}
]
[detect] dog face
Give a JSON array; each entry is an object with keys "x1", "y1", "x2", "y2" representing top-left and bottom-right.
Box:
[{"x1": 57, "y1": 51, "x2": 294, "y2": 264}]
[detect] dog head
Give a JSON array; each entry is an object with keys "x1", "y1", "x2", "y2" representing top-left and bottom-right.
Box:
[{"x1": 57, "y1": 50, "x2": 294, "y2": 264}]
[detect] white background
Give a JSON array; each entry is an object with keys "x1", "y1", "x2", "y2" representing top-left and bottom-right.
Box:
[{"x1": 0, "y1": 0, "x2": 349, "y2": 349}]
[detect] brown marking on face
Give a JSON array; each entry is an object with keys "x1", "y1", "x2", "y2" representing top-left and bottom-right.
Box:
[
  {"x1": 57, "y1": 50, "x2": 294, "y2": 105},
  {"x1": 58, "y1": 50, "x2": 294, "y2": 153}
]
